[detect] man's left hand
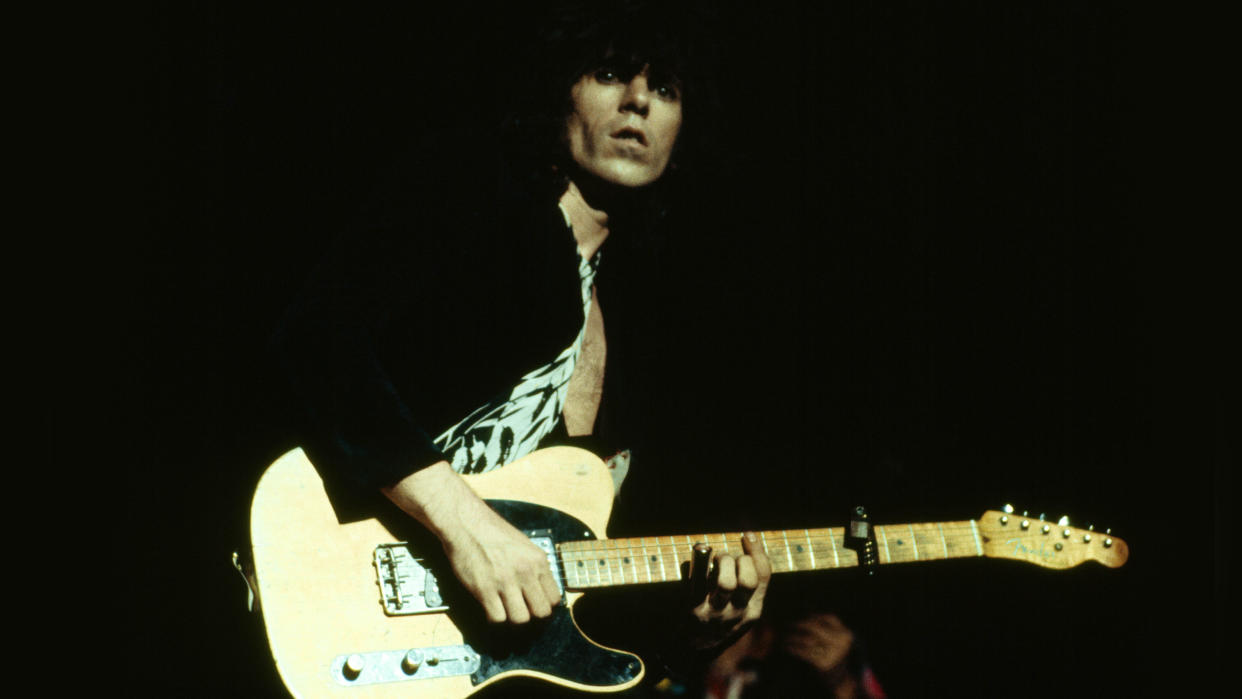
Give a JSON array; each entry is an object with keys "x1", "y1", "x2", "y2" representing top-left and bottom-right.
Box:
[{"x1": 685, "y1": 532, "x2": 772, "y2": 649}]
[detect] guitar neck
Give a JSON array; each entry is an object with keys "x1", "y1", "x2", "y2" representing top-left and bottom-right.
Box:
[{"x1": 559, "y1": 520, "x2": 985, "y2": 589}]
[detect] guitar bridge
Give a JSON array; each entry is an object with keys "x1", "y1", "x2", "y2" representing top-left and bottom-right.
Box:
[{"x1": 373, "y1": 543, "x2": 450, "y2": 616}]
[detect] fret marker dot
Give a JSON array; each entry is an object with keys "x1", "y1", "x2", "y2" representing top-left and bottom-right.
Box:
[
  {"x1": 650, "y1": 556, "x2": 657, "y2": 562},
  {"x1": 599, "y1": 560, "x2": 605, "y2": 565},
  {"x1": 896, "y1": 540, "x2": 904, "y2": 546},
  {"x1": 623, "y1": 557, "x2": 630, "y2": 564},
  {"x1": 577, "y1": 561, "x2": 584, "y2": 567},
  {"x1": 796, "y1": 545, "x2": 803, "y2": 553}
]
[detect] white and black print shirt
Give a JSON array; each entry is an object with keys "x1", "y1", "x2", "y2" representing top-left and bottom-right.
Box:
[{"x1": 432, "y1": 250, "x2": 600, "y2": 474}]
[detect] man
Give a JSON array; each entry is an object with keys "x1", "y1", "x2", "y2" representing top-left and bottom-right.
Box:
[{"x1": 272, "y1": 0, "x2": 767, "y2": 685}]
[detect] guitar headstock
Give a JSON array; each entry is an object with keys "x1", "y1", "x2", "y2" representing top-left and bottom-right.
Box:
[{"x1": 976, "y1": 506, "x2": 1129, "y2": 570}]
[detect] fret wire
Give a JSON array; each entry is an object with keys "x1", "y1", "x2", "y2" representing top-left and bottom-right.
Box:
[
  {"x1": 780, "y1": 530, "x2": 794, "y2": 572},
  {"x1": 559, "y1": 549, "x2": 568, "y2": 587},
  {"x1": 615, "y1": 539, "x2": 622, "y2": 583},
  {"x1": 641, "y1": 538, "x2": 652, "y2": 583},
  {"x1": 614, "y1": 539, "x2": 624, "y2": 585},
  {"x1": 604, "y1": 539, "x2": 616, "y2": 585},
  {"x1": 804, "y1": 528, "x2": 816, "y2": 569},
  {"x1": 658, "y1": 537, "x2": 669, "y2": 581},
  {"x1": 908, "y1": 524, "x2": 919, "y2": 560},
  {"x1": 558, "y1": 522, "x2": 985, "y2": 576},
  {"x1": 579, "y1": 545, "x2": 587, "y2": 587},
  {"x1": 599, "y1": 541, "x2": 608, "y2": 586},
  {"x1": 583, "y1": 552, "x2": 591, "y2": 586}
]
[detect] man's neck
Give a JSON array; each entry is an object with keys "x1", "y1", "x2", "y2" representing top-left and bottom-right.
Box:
[{"x1": 559, "y1": 180, "x2": 611, "y2": 260}]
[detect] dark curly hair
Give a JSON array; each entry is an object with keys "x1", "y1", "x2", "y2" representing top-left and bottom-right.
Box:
[{"x1": 500, "y1": 0, "x2": 723, "y2": 222}]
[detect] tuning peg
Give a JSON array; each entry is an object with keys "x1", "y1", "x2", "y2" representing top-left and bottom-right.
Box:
[
  {"x1": 1088, "y1": 524, "x2": 1094, "y2": 531},
  {"x1": 1057, "y1": 516, "x2": 1069, "y2": 526},
  {"x1": 1104, "y1": 527, "x2": 1113, "y2": 548},
  {"x1": 1038, "y1": 513, "x2": 1046, "y2": 521},
  {"x1": 1023, "y1": 510, "x2": 1029, "y2": 517},
  {"x1": 1003, "y1": 504, "x2": 1014, "y2": 514}
]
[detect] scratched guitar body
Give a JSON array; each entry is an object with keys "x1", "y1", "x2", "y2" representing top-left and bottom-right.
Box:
[
  {"x1": 250, "y1": 447, "x2": 643, "y2": 699},
  {"x1": 251, "y1": 446, "x2": 1131, "y2": 697}
]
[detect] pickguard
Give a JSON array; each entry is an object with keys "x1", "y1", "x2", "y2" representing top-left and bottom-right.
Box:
[{"x1": 460, "y1": 500, "x2": 641, "y2": 688}]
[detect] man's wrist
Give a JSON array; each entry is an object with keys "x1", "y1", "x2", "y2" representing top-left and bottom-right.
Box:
[{"x1": 381, "y1": 460, "x2": 472, "y2": 538}]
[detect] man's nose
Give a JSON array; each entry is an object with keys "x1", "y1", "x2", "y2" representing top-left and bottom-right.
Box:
[{"x1": 620, "y1": 75, "x2": 651, "y2": 116}]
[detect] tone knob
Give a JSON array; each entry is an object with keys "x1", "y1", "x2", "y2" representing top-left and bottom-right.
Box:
[
  {"x1": 344, "y1": 654, "x2": 365, "y2": 679},
  {"x1": 402, "y1": 650, "x2": 423, "y2": 674}
]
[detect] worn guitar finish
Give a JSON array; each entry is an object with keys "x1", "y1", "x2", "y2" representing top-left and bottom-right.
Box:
[
  {"x1": 251, "y1": 447, "x2": 638, "y2": 698},
  {"x1": 249, "y1": 446, "x2": 1129, "y2": 698}
]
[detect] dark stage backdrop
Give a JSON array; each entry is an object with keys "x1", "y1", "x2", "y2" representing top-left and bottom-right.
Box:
[{"x1": 133, "y1": 2, "x2": 1221, "y2": 697}]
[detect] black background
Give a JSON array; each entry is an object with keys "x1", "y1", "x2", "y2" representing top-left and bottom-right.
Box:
[{"x1": 129, "y1": 2, "x2": 1225, "y2": 697}]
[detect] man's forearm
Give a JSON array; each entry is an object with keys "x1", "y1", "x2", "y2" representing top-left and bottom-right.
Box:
[
  {"x1": 379, "y1": 459, "x2": 563, "y2": 624},
  {"x1": 380, "y1": 460, "x2": 476, "y2": 540}
]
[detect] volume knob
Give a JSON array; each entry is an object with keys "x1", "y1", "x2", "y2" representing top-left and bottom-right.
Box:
[{"x1": 402, "y1": 650, "x2": 423, "y2": 674}]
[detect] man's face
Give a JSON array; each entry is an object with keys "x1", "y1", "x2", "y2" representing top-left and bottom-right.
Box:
[{"x1": 564, "y1": 64, "x2": 683, "y2": 188}]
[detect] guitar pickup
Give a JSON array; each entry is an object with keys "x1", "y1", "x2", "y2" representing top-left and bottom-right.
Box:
[
  {"x1": 373, "y1": 543, "x2": 450, "y2": 616},
  {"x1": 525, "y1": 530, "x2": 564, "y2": 598}
]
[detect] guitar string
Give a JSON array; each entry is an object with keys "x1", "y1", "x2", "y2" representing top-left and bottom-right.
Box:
[
  {"x1": 554, "y1": 523, "x2": 1093, "y2": 577},
  {"x1": 557, "y1": 524, "x2": 988, "y2": 557},
  {"x1": 557, "y1": 539, "x2": 981, "y2": 561},
  {"x1": 555, "y1": 521, "x2": 1075, "y2": 554},
  {"x1": 556, "y1": 528, "x2": 1102, "y2": 578},
  {"x1": 555, "y1": 525, "x2": 1000, "y2": 584}
]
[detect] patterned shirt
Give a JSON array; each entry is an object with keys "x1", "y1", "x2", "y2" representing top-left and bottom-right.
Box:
[{"x1": 433, "y1": 250, "x2": 600, "y2": 474}]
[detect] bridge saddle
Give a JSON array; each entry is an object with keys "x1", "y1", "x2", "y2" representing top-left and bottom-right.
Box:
[{"x1": 373, "y1": 543, "x2": 450, "y2": 615}]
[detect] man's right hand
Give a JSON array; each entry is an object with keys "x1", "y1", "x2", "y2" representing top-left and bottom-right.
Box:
[{"x1": 381, "y1": 461, "x2": 561, "y2": 624}]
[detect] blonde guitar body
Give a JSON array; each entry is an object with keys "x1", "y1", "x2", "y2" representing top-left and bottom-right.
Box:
[
  {"x1": 251, "y1": 446, "x2": 1130, "y2": 698},
  {"x1": 250, "y1": 446, "x2": 641, "y2": 699}
]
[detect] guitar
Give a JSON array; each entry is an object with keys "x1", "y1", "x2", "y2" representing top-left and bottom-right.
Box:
[{"x1": 248, "y1": 446, "x2": 1129, "y2": 698}]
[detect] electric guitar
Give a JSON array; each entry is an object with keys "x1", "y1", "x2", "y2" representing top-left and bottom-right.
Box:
[{"x1": 247, "y1": 446, "x2": 1129, "y2": 698}]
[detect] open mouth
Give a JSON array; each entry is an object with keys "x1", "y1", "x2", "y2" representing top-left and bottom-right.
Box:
[{"x1": 611, "y1": 128, "x2": 648, "y2": 146}]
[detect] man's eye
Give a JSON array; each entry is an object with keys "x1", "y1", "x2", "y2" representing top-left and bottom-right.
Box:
[
  {"x1": 594, "y1": 69, "x2": 620, "y2": 83},
  {"x1": 654, "y1": 84, "x2": 680, "y2": 100}
]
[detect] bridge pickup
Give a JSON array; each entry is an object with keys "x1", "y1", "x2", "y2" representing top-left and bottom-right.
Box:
[{"x1": 373, "y1": 543, "x2": 449, "y2": 615}]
